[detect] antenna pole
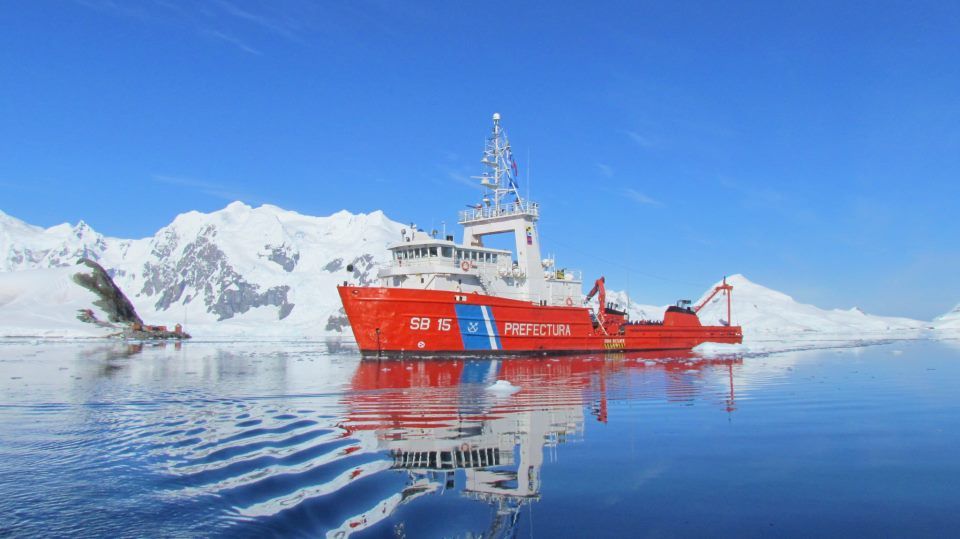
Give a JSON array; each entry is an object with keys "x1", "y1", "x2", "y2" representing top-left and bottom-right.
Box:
[{"x1": 526, "y1": 148, "x2": 531, "y2": 205}]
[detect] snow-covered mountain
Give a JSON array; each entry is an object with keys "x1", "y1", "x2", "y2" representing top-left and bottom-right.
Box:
[
  {"x1": 934, "y1": 303, "x2": 960, "y2": 331},
  {"x1": 1, "y1": 210, "x2": 108, "y2": 271},
  {"x1": 0, "y1": 205, "x2": 937, "y2": 342},
  {"x1": 694, "y1": 274, "x2": 928, "y2": 340},
  {"x1": 0, "y1": 204, "x2": 403, "y2": 337}
]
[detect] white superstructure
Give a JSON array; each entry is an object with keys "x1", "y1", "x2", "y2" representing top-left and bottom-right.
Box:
[{"x1": 377, "y1": 113, "x2": 583, "y2": 306}]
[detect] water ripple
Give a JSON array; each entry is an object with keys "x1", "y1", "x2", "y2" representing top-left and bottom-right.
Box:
[{"x1": 6, "y1": 342, "x2": 954, "y2": 537}]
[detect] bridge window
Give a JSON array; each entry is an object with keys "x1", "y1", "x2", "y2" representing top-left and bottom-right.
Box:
[
  {"x1": 441, "y1": 247, "x2": 453, "y2": 258},
  {"x1": 429, "y1": 247, "x2": 437, "y2": 257},
  {"x1": 491, "y1": 254, "x2": 498, "y2": 263}
]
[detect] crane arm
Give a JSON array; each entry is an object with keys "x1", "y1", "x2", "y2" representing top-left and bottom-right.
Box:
[
  {"x1": 585, "y1": 276, "x2": 607, "y2": 328},
  {"x1": 692, "y1": 277, "x2": 734, "y2": 325},
  {"x1": 585, "y1": 276, "x2": 606, "y2": 306}
]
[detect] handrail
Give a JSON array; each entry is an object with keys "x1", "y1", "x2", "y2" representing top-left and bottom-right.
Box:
[{"x1": 458, "y1": 201, "x2": 539, "y2": 223}]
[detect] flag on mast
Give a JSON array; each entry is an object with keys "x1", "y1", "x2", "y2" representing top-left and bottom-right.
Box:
[{"x1": 508, "y1": 152, "x2": 520, "y2": 191}]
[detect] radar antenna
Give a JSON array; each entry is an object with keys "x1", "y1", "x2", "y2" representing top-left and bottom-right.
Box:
[{"x1": 472, "y1": 112, "x2": 523, "y2": 210}]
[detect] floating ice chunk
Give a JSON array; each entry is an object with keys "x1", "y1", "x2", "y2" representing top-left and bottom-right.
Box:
[
  {"x1": 485, "y1": 380, "x2": 520, "y2": 393},
  {"x1": 693, "y1": 342, "x2": 747, "y2": 356}
]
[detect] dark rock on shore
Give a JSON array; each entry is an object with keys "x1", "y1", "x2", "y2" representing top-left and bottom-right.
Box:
[{"x1": 72, "y1": 259, "x2": 143, "y2": 325}]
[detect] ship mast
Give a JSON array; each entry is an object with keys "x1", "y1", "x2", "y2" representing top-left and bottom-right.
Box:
[
  {"x1": 473, "y1": 112, "x2": 523, "y2": 211},
  {"x1": 459, "y1": 113, "x2": 544, "y2": 303}
]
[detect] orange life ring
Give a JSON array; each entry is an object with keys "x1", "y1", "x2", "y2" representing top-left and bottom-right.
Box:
[
  {"x1": 461, "y1": 261, "x2": 470, "y2": 271},
  {"x1": 460, "y1": 443, "x2": 470, "y2": 452},
  {"x1": 565, "y1": 297, "x2": 574, "y2": 306}
]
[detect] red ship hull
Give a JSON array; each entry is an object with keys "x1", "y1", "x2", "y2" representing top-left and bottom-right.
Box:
[{"x1": 338, "y1": 286, "x2": 742, "y2": 355}]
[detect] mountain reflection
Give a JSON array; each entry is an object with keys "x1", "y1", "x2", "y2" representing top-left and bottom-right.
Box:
[{"x1": 328, "y1": 352, "x2": 742, "y2": 537}]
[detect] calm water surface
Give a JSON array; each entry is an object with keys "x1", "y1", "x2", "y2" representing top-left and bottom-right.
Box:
[{"x1": 1, "y1": 339, "x2": 959, "y2": 537}]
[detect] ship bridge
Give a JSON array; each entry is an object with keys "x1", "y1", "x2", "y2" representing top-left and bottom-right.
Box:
[{"x1": 376, "y1": 113, "x2": 582, "y2": 306}]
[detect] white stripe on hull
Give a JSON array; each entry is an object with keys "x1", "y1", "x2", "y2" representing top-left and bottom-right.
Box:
[{"x1": 480, "y1": 305, "x2": 498, "y2": 350}]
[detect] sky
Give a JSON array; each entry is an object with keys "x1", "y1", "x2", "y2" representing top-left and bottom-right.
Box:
[{"x1": 1, "y1": 1, "x2": 958, "y2": 320}]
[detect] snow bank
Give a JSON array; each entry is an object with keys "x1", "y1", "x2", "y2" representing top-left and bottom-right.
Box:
[
  {"x1": 693, "y1": 342, "x2": 747, "y2": 356},
  {"x1": 0, "y1": 265, "x2": 121, "y2": 338}
]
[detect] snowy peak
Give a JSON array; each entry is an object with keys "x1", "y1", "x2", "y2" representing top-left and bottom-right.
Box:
[
  {"x1": 0, "y1": 212, "x2": 110, "y2": 272},
  {"x1": 0, "y1": 202, "x2": 403, "y2": 336},
  {"x1": 594, "y1": 274, "x2": 926, "y2": 340},
  {"x1": 695, "y1": 274, "x2": 927, "y2": 336},
  {"x1": 936, "y1": 302, "x2": 960, "y2": 319},
  {"x1": 120, "y1": 202, "x2": 405, "y2": 329},
  {"x1": 710, "y1": 274, "x2": 795, "y2": 304},
  {"x1": 0, "y1": 202, "x2": 407, "y2": 336},
  {"x1": 935, "y1": 303, "x2": 960, "y2": 330},
  {"x1": 0, "y1": 209, "x2": 42, "y2": 234}
]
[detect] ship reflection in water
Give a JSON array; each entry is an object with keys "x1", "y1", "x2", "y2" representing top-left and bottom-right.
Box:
[
  {"x1": 0, "y1": 343, "x2": 742, "y2": 538},
  {"x1": 5, "y1": 342, "x2": 958, "y2": 537},
  {"x1": 325, "y1": 352, "x2": 742, "y2": 537}
]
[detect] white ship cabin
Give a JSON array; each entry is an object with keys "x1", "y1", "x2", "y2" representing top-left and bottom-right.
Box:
[
  {"x1": 377, "y1": 113, "x2": 583, "y2": 307},
  {"x1": 379, "y1": 222, "x2": 582, "y2": 306}
]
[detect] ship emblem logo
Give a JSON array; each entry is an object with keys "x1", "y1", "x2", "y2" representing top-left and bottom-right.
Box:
[{"x1": 467, "y1": 322, "x2": 479, "y2": 333}]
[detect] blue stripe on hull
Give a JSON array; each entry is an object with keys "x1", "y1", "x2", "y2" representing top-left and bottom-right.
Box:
[{"x1": 454, "y1": 304, "x2": 502, "y2": 351}]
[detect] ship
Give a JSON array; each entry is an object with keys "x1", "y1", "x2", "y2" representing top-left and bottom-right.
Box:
[{"x1": 338, "y1": 113, "x2": 743, "y2": 356}]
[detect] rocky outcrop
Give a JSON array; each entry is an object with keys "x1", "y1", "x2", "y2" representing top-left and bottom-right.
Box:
[
  {"x1": 325, "y1": 308, "x2": 350, "y2": 333},
  {"x1": 72, "y1": 258, "x2": 142, "y2": 325},
  {"x1": 265, "y1": 243, "x2": 299, "y2": 272},
  {"x1": 140, "y1": 225, "x2": 294, "y2": 321},
  {"x1": 349, "y1": 254, "x2": 377, "y2": 285}
]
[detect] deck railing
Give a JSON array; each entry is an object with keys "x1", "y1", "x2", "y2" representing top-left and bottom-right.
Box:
[
  {"x1": 458, "y1": 201, "x2": 539, "y2": 224},
  {"x1": 547, "y1": 268, "x2": 583, "y2": 282}
]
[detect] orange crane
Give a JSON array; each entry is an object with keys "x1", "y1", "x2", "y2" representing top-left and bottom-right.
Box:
[
  {"x1": 584, "y1": 276, "x2": 607, "y2": 331},
  {"x1": 693, "y1": 277, "x2": 734, "y2": 326}
]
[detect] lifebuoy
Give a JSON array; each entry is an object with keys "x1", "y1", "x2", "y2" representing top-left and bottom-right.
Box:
[
  {"x1": 460, "y1": 443, "x2": 470, "y2": 452},
  {"x1": 565, "y1": 297, "x2": 574, "y2": 306},
  {"x1": 461, "y1": 261, "x2": 470, "y2": 271}
]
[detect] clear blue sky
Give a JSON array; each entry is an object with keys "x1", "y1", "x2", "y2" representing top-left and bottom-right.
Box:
[{"x1": 2, "y1": 1, "x2": 958, "y2": 319}]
